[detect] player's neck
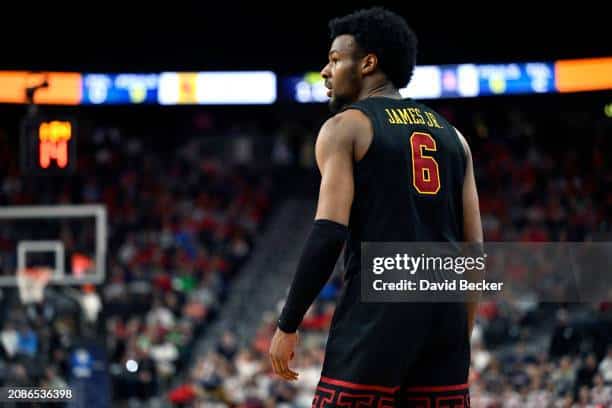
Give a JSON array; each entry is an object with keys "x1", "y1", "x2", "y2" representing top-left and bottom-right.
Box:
[{"x1": 359, "y1": 81, "x2": 401, "y2": 101}]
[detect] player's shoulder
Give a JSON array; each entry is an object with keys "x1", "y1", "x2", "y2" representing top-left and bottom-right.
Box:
[
  {"x1": 322, "y1": 109, "x2": 370, "y2": 132},
  {"x1": 318, "y1": 109, "x2": 371, "y2": 144}
]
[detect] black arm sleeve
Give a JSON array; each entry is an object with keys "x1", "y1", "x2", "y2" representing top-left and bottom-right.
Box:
[{"x1": 277, "y1": 219, "x2": 348, "y2": 333}]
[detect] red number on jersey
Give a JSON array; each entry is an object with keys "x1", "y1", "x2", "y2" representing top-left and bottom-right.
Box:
[{"x1": 410, "y1": 132, "x2": 440, "y2": 194}]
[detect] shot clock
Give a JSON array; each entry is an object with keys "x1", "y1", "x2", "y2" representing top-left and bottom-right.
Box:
[{"x1": 20, "y1": 116, "x2": 76, "y2": 175}]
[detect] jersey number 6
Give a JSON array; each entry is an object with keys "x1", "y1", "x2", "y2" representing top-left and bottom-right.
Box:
[{"x1": 410, "y1": 132, "x2": 440, "y2": 195}]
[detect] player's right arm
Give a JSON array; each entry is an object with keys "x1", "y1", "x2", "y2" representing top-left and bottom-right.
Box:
[
  {"x1": 455, "y1": 128, "x2": 483, "y2": 337},
  {"x1": 270, "y1": 111, "x2": 362, "y2": 381}
]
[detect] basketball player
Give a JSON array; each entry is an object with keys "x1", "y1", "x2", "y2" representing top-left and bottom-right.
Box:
[{"x1": 269, "y1": 7, "x2": 482, "y2": 407}]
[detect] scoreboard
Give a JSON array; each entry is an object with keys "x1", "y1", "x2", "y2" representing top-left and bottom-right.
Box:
[{"x1": 20, "y1": 117, "x2": 77, "y2": 175}]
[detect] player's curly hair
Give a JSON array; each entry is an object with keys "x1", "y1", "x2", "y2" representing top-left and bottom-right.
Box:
[{"x1": 329, "y1": 7, "x2": 418, "y2": 89}]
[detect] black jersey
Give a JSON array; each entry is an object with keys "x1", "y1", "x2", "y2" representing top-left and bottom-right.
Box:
[{"x1": 343, "y1": 96, "x2": 467, "y2": 279}]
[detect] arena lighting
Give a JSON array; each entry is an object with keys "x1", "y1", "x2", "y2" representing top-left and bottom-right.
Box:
[
  {"x1": 604, "y1": 103, "x2": 612, "y2": 118},
  {"x1": 464, "y1": 62, "x2": 555, "y2": 96},
  {"x1": 293, "y1": 72, "x2": 328, "y2": 103},
  {"x1": 1, "y1": 57, "x2": 611, "y2": 105},
  {"x1": 287, "y1": 57, "x2": 610, "y2": 102},
  {"x1": 125, "y1": 360, "x2": 138, "y2": 373},
  {"x1": 400, "y1": 66, "x2": 442, "y2": 99},
  {"x1": 82, "y1": 73, "x2": 159, "y2": 104},
  {"x1": 555, "y1": 57, "x2": 612, "y2": 93},
  {"x1": 158, "y1": 71, "x2": 277, "y2": 105},
  {"x1": 0, "y1": 71, "x2": 81, "y2": 104},
  {"x1": 287, "y1": 62, "x2": 556, "y2": 102}
]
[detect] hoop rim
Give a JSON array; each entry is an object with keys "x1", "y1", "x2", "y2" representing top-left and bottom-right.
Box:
[{"x1": 17, "y1": 266, "x2": 53, "y2": 282}]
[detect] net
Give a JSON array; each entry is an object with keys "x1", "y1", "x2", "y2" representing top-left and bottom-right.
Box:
[{"x1": 17, "y1": 266, "x2": 52, "y2": 304}]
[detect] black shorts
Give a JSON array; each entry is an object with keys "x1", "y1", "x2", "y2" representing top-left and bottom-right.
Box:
[{"x1": 313, "y1": 275, "x2": 471, "y2": 407}]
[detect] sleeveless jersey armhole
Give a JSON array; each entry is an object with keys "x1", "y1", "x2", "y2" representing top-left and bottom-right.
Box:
[
  {"x1": 452, "y1": 126, "x2": 468, "y2": 176},
  {"x1": 342, "y1": 104, "x2": 377, "y2": 167},
  {"x1": 444, "y1": 119, "x2": 468, "y2": 185}
]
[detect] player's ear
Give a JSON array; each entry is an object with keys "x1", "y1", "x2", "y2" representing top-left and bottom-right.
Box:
[{"x1": 361, "y1": 53, "x2": 378, "y2": 75}]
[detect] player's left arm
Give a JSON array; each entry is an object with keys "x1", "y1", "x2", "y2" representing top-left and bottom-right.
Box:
[
  {"x1": 455, "y1": 127, "x2": 483, "y2": 338},
  {"x1": 270, "y1": 110, "x2": 360, "y2": 381}
]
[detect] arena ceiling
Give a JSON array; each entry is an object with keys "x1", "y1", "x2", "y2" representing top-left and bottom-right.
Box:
[{"x1": 1, "y1": 2, "x2": 609, "y2": 74}]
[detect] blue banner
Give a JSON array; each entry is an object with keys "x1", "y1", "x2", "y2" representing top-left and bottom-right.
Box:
[
  {"x1": 82, "y1": 73, "x2": 159, "y2": 104},
  {"x1": 476, "y1": 63, "x2": 555, "y2": 96},
  {"x1": 280, "y1": 72, "x2": 328, "y2": 103}
]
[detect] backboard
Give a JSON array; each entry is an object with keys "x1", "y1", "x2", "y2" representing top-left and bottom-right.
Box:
[{"x1": 0, "y1": 205, "x2": 106, "y2": 286}]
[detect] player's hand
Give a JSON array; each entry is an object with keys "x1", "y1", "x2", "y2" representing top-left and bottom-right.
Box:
[{"x1": 269, "y1": 327, "x2": 299, "y2": 381}]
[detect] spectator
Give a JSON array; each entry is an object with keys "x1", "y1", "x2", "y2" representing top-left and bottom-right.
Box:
[
  {"x1": 217, "y1": 331, "x2": 238, "y2": 361},
  {"x1": 0, "y1": 322, "x2": 19, "y2": 359},
  {"x1": 16, "y1": 323, "x2": 38, "y2": 358},
  {"x1": 550, "y1": 309, "x2": 581, "y2": 358},
  {"x1": 599, "y1": 346, "x2": 612, "y2": 384},
  {"x1": 575, "y1": 384, "x2": 592, "y2": 407},
  {"x1": 575, "y1": 354, "x2": 599, "y2": 391},
  {"x1": 591, "y1": 373, "x2": 611, "y2": 406},
  {"x1": 552, "y1": 356, "x2": 576, "y2": 397},
  {"x1": 80, "y1": 284, "x2": 102, "y2": 324}
]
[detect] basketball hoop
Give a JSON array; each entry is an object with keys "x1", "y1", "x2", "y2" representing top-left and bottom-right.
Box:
[{"x1": 17, "y1": 267, "x2": 52, "y2": 304}]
